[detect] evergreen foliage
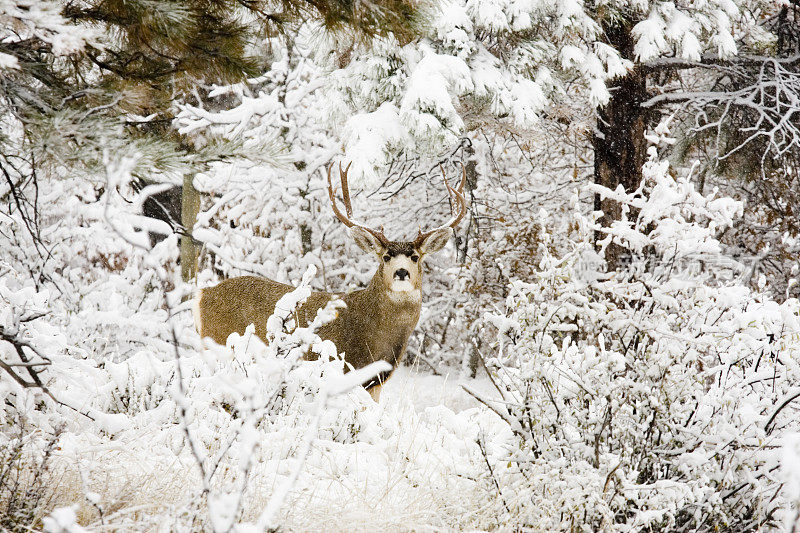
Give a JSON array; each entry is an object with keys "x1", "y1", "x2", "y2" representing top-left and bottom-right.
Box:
[{"x1": 0, "y1": 0, "x2": 421, "y2": 183}]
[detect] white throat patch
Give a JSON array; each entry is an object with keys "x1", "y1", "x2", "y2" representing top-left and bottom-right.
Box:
[
  {"x1": 389, "y1": 287, "x2": 421, "y2": 303},
  {"x1": 391, "y1": 280, "x2": 416, "y2": 293}
]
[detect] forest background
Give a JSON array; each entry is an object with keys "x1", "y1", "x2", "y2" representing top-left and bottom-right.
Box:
[{"x1": 1, "y1": 0, "x2": 800, "y2": 531}]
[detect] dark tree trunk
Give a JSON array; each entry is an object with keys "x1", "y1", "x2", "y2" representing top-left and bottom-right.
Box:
[
  {"x1": 460, "y1": 140, "x2": 481, "y2": 378},
  {"x1": 141, "y1": 184, "x2": 182, "y2": 247},
  {"x1": 457, "y1": 140, "x2": 477, "y2": 264},
  {"x1": 593, "y1": 23, "x2": 650, "y2": 269}
]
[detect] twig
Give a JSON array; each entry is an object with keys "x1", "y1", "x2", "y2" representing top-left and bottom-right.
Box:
[
  {"x1": 477, "y1": 432, "x2": 511, "y2": 514},
  {"x1": 765, "y1": 388, "x2": 800, "y2": 435}
]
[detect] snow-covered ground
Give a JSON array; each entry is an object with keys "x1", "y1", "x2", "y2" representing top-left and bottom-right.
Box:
[
  {"x1": 269, "y1": 366, "x2": 512, "y2": 532},
  {"x1": 380, "y1": 365, "x2": 499, "y2": 414},
  {"x1": 34, "y1": 340, "x2": 514, "y2": 532}
]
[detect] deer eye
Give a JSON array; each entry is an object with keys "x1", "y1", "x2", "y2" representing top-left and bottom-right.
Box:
[
  {"x1": 410, "y1": 255, "x2": 419, "y2": 263},
  {"x1": 383, "y1": 254, "x2": 391, "y2": 262}
]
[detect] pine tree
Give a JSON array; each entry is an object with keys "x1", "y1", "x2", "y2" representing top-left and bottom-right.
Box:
[{"x1": 0, "y1": 0, "x2": 421, "y2": 279}]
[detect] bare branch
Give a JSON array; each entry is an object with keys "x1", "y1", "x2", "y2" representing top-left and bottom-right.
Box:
[
  {"x1": 643, "y1": 53, "x2": 800, "y2": 73},
  {"x1": 646, "y1": 58, "x2": 800, "y2": 169}
]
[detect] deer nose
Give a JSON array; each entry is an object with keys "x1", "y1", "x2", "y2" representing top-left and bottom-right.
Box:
[{"x1": 394, "y1": 268, "x2": 409, "y2": 281}]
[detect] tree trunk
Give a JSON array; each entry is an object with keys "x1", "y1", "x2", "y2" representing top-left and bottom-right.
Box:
[
  {"x1": 180, "y1": 174, "x2": 200, "y2": 282},
  {"x1": 464, "y1": 335, "x2": 482, "y2": 379},
  {"x1": 460, "y1": 140, "x2": 481, "y2": 377},
  {"x1": 593, "y1": 23, "x2": 650, "y2": 269},
  {"x1": 457, "y1": 140, "x2": 477, "y2": 264}
]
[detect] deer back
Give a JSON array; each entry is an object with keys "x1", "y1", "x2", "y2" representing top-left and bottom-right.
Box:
[
  {"x1": 195, "y1": 276, "x2": 333, "y2": 345},
  {"x1": 194, "y1": 274, "x2": 422, "y2": 371}
]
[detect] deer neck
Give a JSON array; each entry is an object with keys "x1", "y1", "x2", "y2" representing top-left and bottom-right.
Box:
[{"x1": 359, "y1": 269, "x2": 421, "y2": 367}]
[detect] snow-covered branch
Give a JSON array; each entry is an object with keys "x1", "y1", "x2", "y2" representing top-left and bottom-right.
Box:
[{"x1": 646, "y1": 58, "x2": 800, "y2": 165}]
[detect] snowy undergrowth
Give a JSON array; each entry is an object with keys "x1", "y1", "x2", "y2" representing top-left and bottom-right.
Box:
[
  {"x1": 4, "y1": 142, "x2": 800, "y2": 531},
  {"x1": 44, "y1": 344, "x2": 508, "y2": 531},
  {"x1": 27, "y1": 351, "x2": 509, "y2": 531},
  {"x1": 476, "y1": 147, "x2": 800, "y2": 531},
  {"x1": 1, "y1": 269, "x2": 511, "y2": 531}
]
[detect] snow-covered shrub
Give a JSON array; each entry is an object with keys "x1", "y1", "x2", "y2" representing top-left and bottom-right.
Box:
[
  {"x1": 0, "y1": 276, "x2": 84, "y2": 429},
  {"x1": 0, "y1": 277, "x2": 87, "y2": 531},
  {"x1": 131, "y1": 266, "x2": 393, "y2": 531},
  {"x1": 783, "y1": 434, "x2": 800, "y2": 531},
  {"x1": 1, "y1": 249, "x2": 396, "y2": 530},
  {"x1": 476, "y1": 149, "x2": 800, "y2": 530}
]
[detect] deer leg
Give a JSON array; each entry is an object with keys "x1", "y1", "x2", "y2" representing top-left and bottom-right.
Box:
[{"x1": 369, "y1": 385, "x2": 382, "y2": 403}]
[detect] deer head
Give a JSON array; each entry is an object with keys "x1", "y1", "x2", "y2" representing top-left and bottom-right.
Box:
[{"x1": 326, "y1": 162, "x2": 467, "y2": 298}]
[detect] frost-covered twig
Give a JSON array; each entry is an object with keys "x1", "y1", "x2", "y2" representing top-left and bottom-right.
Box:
[
  {"x1": 476, "y1": 432, "x2": 510, "y2": 514},
  {"x1": 254, "y1": 360, "x2": 390, "y2": 530},
  {"x1": 377, "y1": 137, "x2": 472, "y2": 200},
  {"x1": 765, "y1": 388, "x2": 800, "y2": 435},
  {"x1": 644, "y1": 58, "x2": 800, "y2": 170},
  {"x1": 0, "y1": 299, "x2": 94, "y2": 421}
]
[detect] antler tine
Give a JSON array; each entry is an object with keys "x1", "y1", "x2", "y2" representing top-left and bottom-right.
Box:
[
  {"x1": 327, "y1": 163, "x2": 354, "y2": 228},
  {"x1": 416, "y1": 163, "x2": 468, "y2": 243},
  {"x1": 326, "y1": 162, "x2": 390, "y2": 245},
  {"x1": 339, "y1": 162, "x2": 354, "y2": 219},
  {"x1": 442, "y1": 162, "x2": 467, "y2": 227}
]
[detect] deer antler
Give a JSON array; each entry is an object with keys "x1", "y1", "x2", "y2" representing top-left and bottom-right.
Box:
[
  {"x1": 327, "y1": 162, "x2": 390, "y2": 246},
  {"x1": 414, "y1": 163, "x2": 468, "y2": 246}
]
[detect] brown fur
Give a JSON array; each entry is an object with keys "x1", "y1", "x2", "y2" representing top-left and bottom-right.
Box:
[{"x1": 197, "y1": 262, "x2": 421, "y2": 381}]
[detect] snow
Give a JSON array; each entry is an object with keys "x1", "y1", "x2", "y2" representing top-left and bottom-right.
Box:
[
  {"x1": 0, "y1": 52, "x2": 19, "y2": 70},
  {"x1": 634, "y1": 16, "x2": 668, "y2": 61},
  {"x1": 400, "y1": 50, "x2": 473, "y2": 137},
  {"x1": 43, "y1": 507, "x2": 88, "y2": 533},
  {"x1": 29, "y1": 340, "x2": 509, "y2": 530},
  {"x1": 3, "y1": 2, "x2": 797, "y2": 531},
  {"x1": 381, "y1": 364, "x2": 500, "y2": 413},
  {"x1": 341, "y1": 103, "x2": 410, "y2": 187}
]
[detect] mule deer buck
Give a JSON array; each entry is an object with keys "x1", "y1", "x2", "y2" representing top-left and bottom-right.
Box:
[{"x1": 193, "y1": 162, "x2": 467, "y2": 401}]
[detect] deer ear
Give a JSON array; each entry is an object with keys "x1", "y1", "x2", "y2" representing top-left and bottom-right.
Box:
[
  {"x1": 418, "y1": 227, "x2": 452, "y2": 255},
  {"x1": 351, "y1": 227, "x2": 385, "y2": 255}
]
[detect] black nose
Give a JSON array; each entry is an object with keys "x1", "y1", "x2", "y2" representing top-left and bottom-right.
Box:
[{"x1": 395, "y1": 268, "x2": 409, "y2": 281}]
